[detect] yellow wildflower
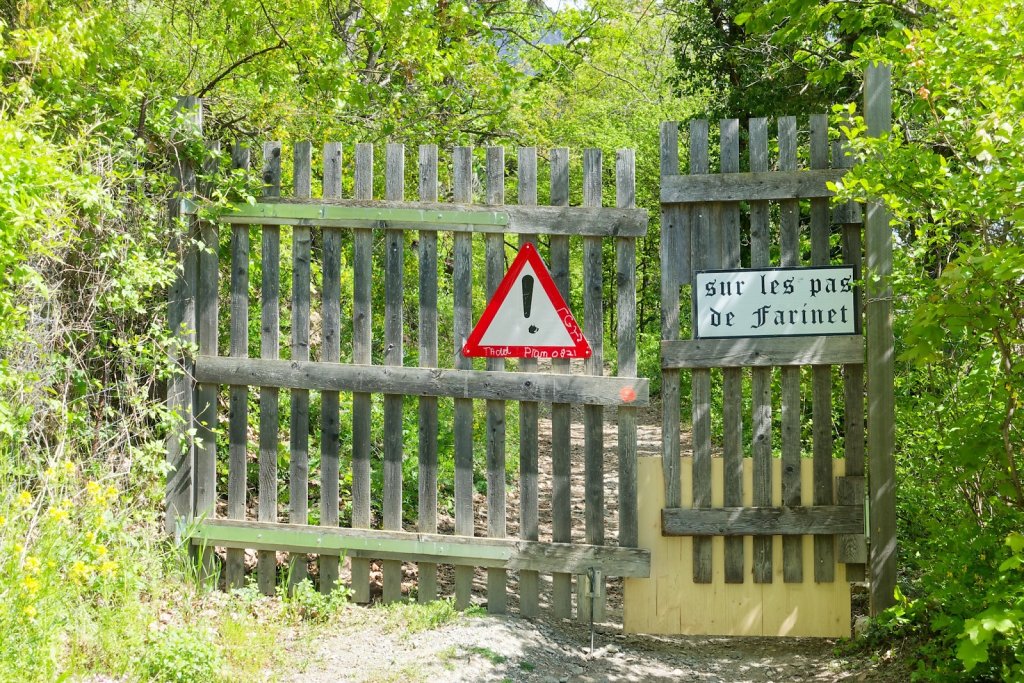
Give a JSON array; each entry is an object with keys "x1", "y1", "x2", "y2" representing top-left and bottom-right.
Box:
[
  {"x1": 24, "y1": 556, "x2": 40, "y2": 574},
  {"x1": 105, "y1": 485, "x2": 117, "y2": 499},
  {"x1": 23, "y1": 605, "x2": 36, "y2": 618},
  {"x1": 70, "y1": 560, "x2": 93, "y2": 582},
  {"x1": 84, "y1": 532, "x2": 95, "y2": 544},
  {"x1": 63, "y1": 461, "x2": 75, "y2": 475},
  {"x1": 0, "y1": 515, "x2": 6, "y2": 526},
  {"x1": 98, "y1": 560, "x2": 119, "y2": 576},
  {"x1": 13, "y1": 543, "x2": 23, "y2": 553},
  {"x1": 22, "y1": 576, "x2": 40, "y2": 594},
  {"x1": 48, "y1": 507, "x2": 69, "y2": 523},
  {"x1": 16, "y1": 491, "x2": 32, "y2": 507},
  {"x1": 86, "y1": 481, "x2": 101, "y2": 499},
  {"x1": 44, "y1": 467, "x2": 56, "y2": 479},
  {"x1": 94, "y1": 545, "x2": 107, "y2": 557}
]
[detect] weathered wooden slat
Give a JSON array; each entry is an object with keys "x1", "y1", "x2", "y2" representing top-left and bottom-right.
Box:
[
  {"x1": 194, "y1": 141, "x2": 220, "y2": 581},
  {"x1": 549, "y1": 146, "x2": 573, "y2": 619},
  {"x1": 517, "y1": 147, "x2": 540, "y2": 618},
  {"x1": 866, "y1": 64, "x2": 897, "y2": 615},
  {"x1": 579, "y1": 148, "x2": 606, "y2": 623},
  {"x1": 662, "y1": 506, "x2": 864, "y2": 537},
  {"x1": 616, "y1": 148, "x2": 639, "y2": 551},
  {"x1": 485, "y1": 146, "x2": 508, "y2": 615},
  {"x1": 452, "y1": 146, "x2": 475, "y2": 610},
  {"x1": 219, "y1": 198, "x2": 647, "y2": 237},
  {"x1": 719, "y1": 119, "x2": 744, "y2": 585},
  {"x1": 837, "y1": 476, "x2": 867, "y2": 563},
  {"x1": 195, "y1": 520, "x2": 651, "y2": 578},
  {"x1": 258, "y1": 140, "x2": 282, "y2": 595},
  {"x1": 832, "y1": 127, "x2": 864, "y2": 225},
  {"x1": 289, "y1": 141, "x2": 313, "y2": 589},
  {"x1": 662, "y1": 336, "x2": 864, "y2": 369},
  {"x1": 417, "y1": 144, "x2": 440, "y2": 603},
  {"x1": 382, "y1": 142, "x2": 405, "y2": 604},
  {"x1": 166, "y1": 97, "x2": 200, "y2": 535},
  {"x1": 320, "y1": 141, "x2": 343, "y2": 594},
  {"x1": 350, "y1": 142, "x2": 374, "y2": 603},
  {"x1": 778, "y1": 117, "x2": 803, "y2": 584},
  {"x1": 839, "y1": 133, "x2": 867, "y2": 581},
  {"x1": 661, "y1": 168, "x2": 847, "y2": 204},
  {"x1": 659, "y1": 124, "x2": 682, "y2": 511},
  {"x1": 748, "y1": 119, "x2": 773, "y2": 585},
  {"x1": 196, "y1": 358, "x2": 648, "y2": 406},
  {"x1": 810, "y1": 115, "x2": 836, "y2": 584},
  {"x1": 226, "y1": 143, "x2": 250, "y2": 590},
  {"x1": 689, "y1": 119, "x2": 713, "y2": 585}
]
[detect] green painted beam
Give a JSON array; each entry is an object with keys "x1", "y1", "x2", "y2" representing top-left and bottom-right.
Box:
[
  {"x1": 221, "y1": 201, "x2": 509, "y2": 227},
  {"x1": 192, "y1": 519, "x2": 651, "y2": 577}
]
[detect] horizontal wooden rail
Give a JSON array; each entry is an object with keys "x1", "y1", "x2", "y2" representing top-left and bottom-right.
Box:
[
  {"x1": 194, "y1": 519, "x2": 652, "y2": 578},
  {"x1": 211, "y1": 198, "x2": 648, "y2": 237},
  {"x1": 661, "y1": 335, "x2": 863, "y2": 369},
  {"x1": 661, "y1": 506, "x2": 864, "y2": 536},
  {"x1": 195, "y1": 356, "x2": 649, "y2": 407},
  {"x1": 661, "y1": 169, "x2": 847, "y2": 204}
]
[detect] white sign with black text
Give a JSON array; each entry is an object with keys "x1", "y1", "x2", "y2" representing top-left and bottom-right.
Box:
[{"x1": 694, "y1": 266, "x2": 858, "y2": 339}]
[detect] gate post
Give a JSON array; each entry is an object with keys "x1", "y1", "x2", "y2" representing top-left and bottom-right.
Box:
[
  {"x1": 864, "y1": 64, "x2": 897, "y2": 615},
  {"x1": 166, "y1": 96, "x2": 202, "y2": 535}
]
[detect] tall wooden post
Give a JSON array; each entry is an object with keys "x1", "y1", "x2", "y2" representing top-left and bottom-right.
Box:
[
  {"x1": 865, "y1": 63, "x2": 897, "y2": 615},
  {"x1": 166, "y1": 96, "x2": 201, "y2": 536}
]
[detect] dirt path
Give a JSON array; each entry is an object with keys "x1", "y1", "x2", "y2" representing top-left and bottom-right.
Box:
[{"x1": 289, "y1": 401, "x2": 900, "y2": 681}]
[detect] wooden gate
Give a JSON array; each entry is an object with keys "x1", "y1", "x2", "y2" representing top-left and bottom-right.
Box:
[
  {"x1": 629, "y1": 66, "x2": 895, "y2": 637},
  {"x1": 165, "y1": 99, "x2": 651, "y2": 619}
]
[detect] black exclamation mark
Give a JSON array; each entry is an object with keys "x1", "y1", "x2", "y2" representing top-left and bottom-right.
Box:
[{"x1": 523, "y1": 275, "x2": 538, "y2": 333}]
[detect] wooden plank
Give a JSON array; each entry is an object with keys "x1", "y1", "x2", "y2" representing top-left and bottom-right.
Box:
[
  {"x1": 417, "y1": 144, "x2": 440, "y2": 603},
  {"x1": 662, "y1": 506, "x2": 864, "y2": 536},
  {"x1": 258, "y1": 140, "x2": 282, "y2": 595},
  {"x1": 662, "y1": 336, "x2": 864, "y2": 369},
  {"x1": 452, "y1": 146, "x2": 475, "y2": 610},
  {"x1": 659, "y1": 124, "x2": 682, "y2": 511},
  {"x1": 616, "y1": 148, "x2": 638, "y2": 551},
  {"x1": 661, "y1": 168, "x2": 847, "y2": 203},
  {"x1": 689, "y1": 119, "x2": 713, "y2": 584},
  {"x1": 832, "y1": 127, "x2": 864, "y2": 225},
  {"x1": 748, "y1": 118, "x2": 773, "y2": 584},
  {"x1": 196, "y1": 358, "x2": 648, "y2": 406},
  {"x1": 580, "y1": 148, "x2": 606, "y2": 623},
  {"x1": 485, "y1": 146, "x2": 508, "y2": 615},
  {"x1": 778, "y1": 117, "x2": 803, "y2": 584},
  {"x1": 351, "y1": 142, "x2": 374, "y2": 603},
  {"x1": 382, "y1": 142, "x2": 405, "y2": 604},
  {"x1": 226, "y1": 143, "x2": 250, "y2": 590},
  {"x1": 810, "y1": 115, "x2": 835, "y2": 583},
  {"x1": 517, "y1": 147, "x2": 540, "y2": 618},
  {"x1": 720, "y1": 119, "x2": 744, "y2": 585},
  {"x1": 839, "y1": 131, "x2": 867, "y2": 581},
  {"x1": 166, "y1": 97, "x2": 200, "y2": 534},
  {"x1": 195, "y1": 519, "x2": 651, "y2": 578},
  {"x1": 289, "y1": 141, "x2": 313, "y2": 590},
  {"x1": 549, "y1": 146, "x2": 573, "y2": 619},
  {"x1": 320, "y1": 141, "x2": 343, "y2": 594},
  {"x1": 220, "y1": 199, "x2": 647, "y2": 237},
  {"x1": 193, "y1": 141, "x2": 220, "y2": 582},
  {"x1": 865, "y1": 63, "x2": 896, "y2": 614},
  {"x1": 837, "y1": 476, "x2": 867, "y2": 563}
]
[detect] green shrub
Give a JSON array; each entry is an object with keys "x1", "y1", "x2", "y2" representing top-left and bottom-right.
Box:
[{"x1": 141, "y1": 626, "x2": 224, "y2": 683}]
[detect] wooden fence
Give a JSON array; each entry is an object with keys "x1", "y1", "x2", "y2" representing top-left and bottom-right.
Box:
[
  {"x1": 653, "y1": 64, "x2": 895, "y2": 623},
  {"x1": 166, "y1": 103, "x2": 651, "y2": 620}
]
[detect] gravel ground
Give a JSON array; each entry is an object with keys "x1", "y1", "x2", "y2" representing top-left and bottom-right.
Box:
[{"x1": 288, "y1": 606, "x2": 900, "y2": 682}]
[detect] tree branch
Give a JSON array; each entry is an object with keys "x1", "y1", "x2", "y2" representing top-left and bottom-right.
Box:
[{"x1": 194, "y1": 39, "x2": 287, "y2": 98}]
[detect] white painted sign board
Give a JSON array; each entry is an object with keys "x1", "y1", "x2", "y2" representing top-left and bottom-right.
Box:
[
  {"x1": 694, "y1": 266, "x2": 858, "y2": 339},
  {"x1": 462, "y1": 243, "x2": 591, "y2": 359}
]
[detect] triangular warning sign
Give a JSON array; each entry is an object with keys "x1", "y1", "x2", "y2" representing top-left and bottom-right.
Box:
[{"x1": 462, "y1": 243, "x2": 591, "y2": 359}]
